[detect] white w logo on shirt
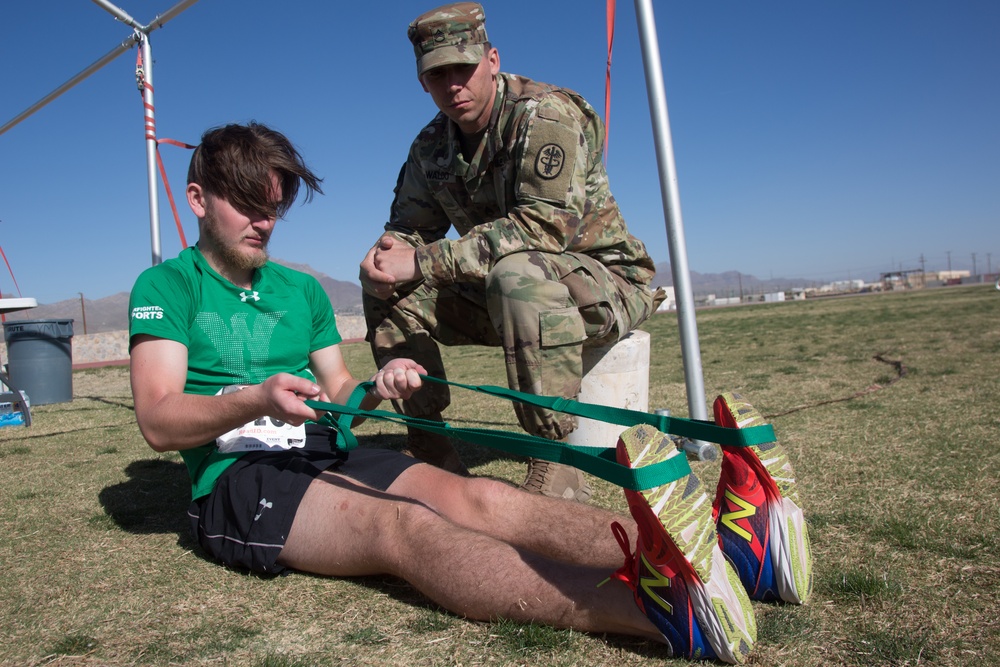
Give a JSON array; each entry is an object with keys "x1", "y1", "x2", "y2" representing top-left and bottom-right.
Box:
[{"x1": 195, "y1": 311, "x2": 287, "y2": 384}]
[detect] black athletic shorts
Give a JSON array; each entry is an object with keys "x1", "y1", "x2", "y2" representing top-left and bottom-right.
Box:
[{"x1": 187, "y1": 426, "x2": 419, "y2": 575}]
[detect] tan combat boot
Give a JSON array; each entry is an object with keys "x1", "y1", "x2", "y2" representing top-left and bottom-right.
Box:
[
  {"x1": 402, "y1": 429, "x2": 469, "y2": 476},
  {"x1": 520, "y1": 459, "x2": 593, "y2": 503}
]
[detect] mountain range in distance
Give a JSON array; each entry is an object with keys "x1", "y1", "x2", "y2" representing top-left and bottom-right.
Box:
[{"x1": 1, "y1": 260, "x2": 825, "y2": 334}]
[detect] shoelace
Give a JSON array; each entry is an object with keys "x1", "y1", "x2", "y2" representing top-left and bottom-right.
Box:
[
  {"x1": 521, "y1": 460, "x2": 553, "y2": 491},
  {"x1": 608, "y1": 520, "x2": 638, "y2": 591}
]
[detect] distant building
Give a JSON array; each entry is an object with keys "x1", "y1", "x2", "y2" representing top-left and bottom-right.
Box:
[
  {"x1": 880, "y1": 270, "x2": 923, "y2": 290},
  {"x1": 829, "y1": 279, "x2": 864, "y2": 292}
]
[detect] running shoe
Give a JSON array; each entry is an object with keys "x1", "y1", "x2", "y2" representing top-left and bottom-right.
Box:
[
  {"x1": 712, "y1": 392, "x2": 813, "y2": 604},
  {"x1": 612, "y1": 424, "x2": 756, "y2": 663}
]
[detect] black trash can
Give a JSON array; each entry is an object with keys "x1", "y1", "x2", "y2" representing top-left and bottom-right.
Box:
[{"x1": 3, "y1": 319, "x2": 74, "y2": 405}]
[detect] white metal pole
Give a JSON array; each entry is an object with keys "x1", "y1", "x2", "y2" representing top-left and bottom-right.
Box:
[
  {"x1": 139, "y1": 34, "x2": 163, "y2": 266},
  {"x1": 91, "y1": 0, "x2": 201, "y2": 266},
  {"x1": 147, "y1": 0, "x2": 202, "y2": 30},
  {"x1": 91, "y1": 0, "x2": 142, "y2": 27},
  {"x1": 633, "y1": 0, "x2": 708, "y2": 422}
]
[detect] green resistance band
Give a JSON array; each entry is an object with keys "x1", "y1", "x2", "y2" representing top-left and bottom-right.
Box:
[{"x1": 307, "y1": 375, "x2": 775, "y2": 491}]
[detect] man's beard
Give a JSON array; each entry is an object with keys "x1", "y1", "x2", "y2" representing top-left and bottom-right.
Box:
[{"x1": 202, "y1": 211, "x2": 269, "y2": 271}]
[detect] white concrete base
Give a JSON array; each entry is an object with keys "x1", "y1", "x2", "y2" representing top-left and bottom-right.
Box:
[{"x1": 567, "y1": 330, "x2": 650, "y2": 449}]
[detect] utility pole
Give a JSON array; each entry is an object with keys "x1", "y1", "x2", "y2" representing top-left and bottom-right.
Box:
[
  {"x1": 78, "y1": 292, "x2": 88, "y2": 335},
  {"x1": 947, "y1": 251, "x2": 952, "y2": 272},
  {"x1": 988, "y1": 253, "x2": 993, "y2": 276},
  {"x1": 972, "y1": 253, "x2": 977, "y2": 279}
]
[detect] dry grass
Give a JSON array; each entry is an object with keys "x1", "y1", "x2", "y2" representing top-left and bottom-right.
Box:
[{"x1": 1, "y1": 284, "x2": 997, "y2": 666}]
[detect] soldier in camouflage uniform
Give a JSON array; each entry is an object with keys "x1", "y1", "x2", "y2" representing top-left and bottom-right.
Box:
[{"x1": 360, "y1": 2, "x2": 661, "y2": 501}]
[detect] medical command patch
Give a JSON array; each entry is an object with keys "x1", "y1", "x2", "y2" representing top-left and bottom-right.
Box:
[
  {"x1": 535, "y1": 143, "x2": 565, "y2": 180},
  {"x1": 520, "y1": 106, "x2": 577, "y2": 204}
]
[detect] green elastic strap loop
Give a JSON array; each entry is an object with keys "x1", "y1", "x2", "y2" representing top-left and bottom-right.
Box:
[
  {"x1": 305, "y1": 374, "x2": 777, "y2": 491},
  {"x1": 304, "y1": 398, "x2": 692, "y2": 491},
  {"x1": 316, "y1": 381, "x2": 373, "y2": 450},
  {"x1": 419, "y1": 375, "x2": 776, "y2": 447}
]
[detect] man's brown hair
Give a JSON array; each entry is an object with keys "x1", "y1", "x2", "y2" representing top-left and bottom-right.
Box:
[{"x1": 187, "y1": 122, "x2": 323, "y2": 219}]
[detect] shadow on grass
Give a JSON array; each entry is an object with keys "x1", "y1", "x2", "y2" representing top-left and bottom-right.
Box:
[
  {"x1": 74, "y1": 394, "x2": 135, "y2": 411},
  {"x1": 95, "y1": 436, "x2": 522, "y2": 569},
  {"x1": 98, "y1": 458, "x2": 198, "y2": 551}
]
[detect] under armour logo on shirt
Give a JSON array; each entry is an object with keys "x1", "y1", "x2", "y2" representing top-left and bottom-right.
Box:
[{"x1": 240, "y1": 291, "x2": 260, "y2": 302}]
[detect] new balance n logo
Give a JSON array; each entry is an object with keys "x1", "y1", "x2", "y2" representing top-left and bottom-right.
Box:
[{"x1": 720, "y1": 490, "x2": 756, "y2": 542}]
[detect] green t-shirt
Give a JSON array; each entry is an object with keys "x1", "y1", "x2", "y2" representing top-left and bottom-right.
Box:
[{"x1": 128, "y1": 246, "x2": 342, "y2": 499}]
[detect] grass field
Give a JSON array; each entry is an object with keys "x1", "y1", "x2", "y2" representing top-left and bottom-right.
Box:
[{"x1": 1, "y1": 284, "x2": 997, "y2": 666}]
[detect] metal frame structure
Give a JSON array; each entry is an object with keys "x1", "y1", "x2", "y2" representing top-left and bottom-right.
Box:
[
  {"x1": 2, "y1": 0, "x2": 709, "y2": 424},
  {"x1": 0, "y1": 0, "x2": 201, "y2": 267}
]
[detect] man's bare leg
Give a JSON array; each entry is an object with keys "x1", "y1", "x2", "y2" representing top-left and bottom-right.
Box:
[
  {"x1": 276, "y1": 472, "x2": 659, "y2": 641},
  {"x1": 387, "y1": 462, "x2": 634, "y2": 569}
]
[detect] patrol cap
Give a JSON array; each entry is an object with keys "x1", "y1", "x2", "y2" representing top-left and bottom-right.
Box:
[{"x1": 408, "y1": 2, "x2": 490, "y2": 76}]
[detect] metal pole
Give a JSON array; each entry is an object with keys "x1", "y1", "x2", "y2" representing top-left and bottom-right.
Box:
[
  {"x1": 633, "y1": 0, "x2": 708, "y2": 422},
  {"x1": 91, "y1": 0, "x2": 143, "y2": 27},
  {"x1": 91, "y1": 0, "x2": 202, "y2": 266},
  {"x1": 138, "y1": 33, "x2": 163, "y2": 265},
  {"x1": 146, "y1": 0, "x2": 202, "y2": 30}
]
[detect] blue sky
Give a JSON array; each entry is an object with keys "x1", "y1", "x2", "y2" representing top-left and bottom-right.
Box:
[{"x1": 1, "y1": 0, "x2": 997, "y2": 304}]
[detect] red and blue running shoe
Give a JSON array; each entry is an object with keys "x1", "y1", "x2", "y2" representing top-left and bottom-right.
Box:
[
  {"x1": 712, "y1": 392, "x2": 813, "y2": 604},
  {"x1": 613, "y1": 424, "x2": 756, "y2": 663}
]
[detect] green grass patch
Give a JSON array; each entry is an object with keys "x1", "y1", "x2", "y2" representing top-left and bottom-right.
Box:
[
  {"x1": 485, "y1": 618, "x2": 577, "y2": 657},
  {"x1": 342, "y1": 626, "x2": 390, "y2": 645},
  {"x1": 826, "y1": 567, "x2": 904, "y2": 600},
  {"x1": 842, "y1": 622, "x2": 936, "y2": 666},
  {"x1": 48, "y1": 633, "x2": 99, "y2": 656},
  {"x1": 2, "y1": 285, "x2": 999, "y2": 666}
]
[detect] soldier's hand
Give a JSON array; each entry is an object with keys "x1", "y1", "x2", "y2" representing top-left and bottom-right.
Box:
[
  {"x1": 373, "y1": 236, "x2": 420, "y2": 283},
  {"x1": 360, "y1": 238, "x2": 397, "y2": 299}
]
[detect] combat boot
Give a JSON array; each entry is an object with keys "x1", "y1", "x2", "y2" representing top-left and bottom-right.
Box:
[{"x1": 520, "y1": 459, "x2": 593, "y2": 503}]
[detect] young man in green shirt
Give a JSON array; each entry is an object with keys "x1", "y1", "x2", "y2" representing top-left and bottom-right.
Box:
[{"x1": 129, "y1": 121, "x2": 762, "y2": 664}]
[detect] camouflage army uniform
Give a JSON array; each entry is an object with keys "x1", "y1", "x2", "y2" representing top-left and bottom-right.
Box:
[{"x1": 365, "y1": 72, "x2": 658, "y2": 440}]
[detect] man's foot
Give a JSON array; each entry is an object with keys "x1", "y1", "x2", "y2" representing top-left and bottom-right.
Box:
[
  {"x1": 613, "y1": 424, "x2": 756, "y2": 664},
  {"x1": 402, "y1": 431, "x2": 469, "y2": 476},
  {"x1": 520, "y1": 459, "x2": 593, "y2": 503},
  {"x1": 712, "y1": 392, "x2": 813, "y2": 604}
]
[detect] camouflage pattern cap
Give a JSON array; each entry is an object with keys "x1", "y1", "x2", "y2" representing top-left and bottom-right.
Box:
[{"x1": 408, "y1": 2, "x2": 489, "y2": 76}]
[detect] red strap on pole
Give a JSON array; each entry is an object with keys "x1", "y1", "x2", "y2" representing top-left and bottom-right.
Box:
[
  {"x1": 154, "y1": 149, "x2": 189, "y2": 248},
  {"x1": 135, "y1": 49, "x2": 194, "y2": 249},
  {"x1": 604, "y1": 0, "x2": 616, "y2": 161},
  {"x1": 0, "y1": 244, "x2": 22, "y2": 297}
]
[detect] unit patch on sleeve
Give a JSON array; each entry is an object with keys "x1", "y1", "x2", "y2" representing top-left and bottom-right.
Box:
[
  {"x1": 535, "y1": 144, "x2": 565, "y2": 180},
  {"x1": 519, "y1": 108, "x2": 577, "y2": 205}
]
